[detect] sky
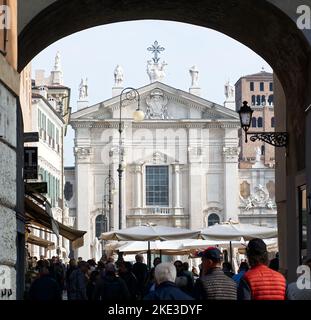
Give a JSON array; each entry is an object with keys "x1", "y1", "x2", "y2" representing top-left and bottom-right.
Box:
[{"x1": 31, "y1": 20, "x2": 272, "y2": 166}]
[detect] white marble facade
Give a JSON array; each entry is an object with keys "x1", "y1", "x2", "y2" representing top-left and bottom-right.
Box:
[{"x1": 69, "y1": 80, "x2": 242, "y2": 259}]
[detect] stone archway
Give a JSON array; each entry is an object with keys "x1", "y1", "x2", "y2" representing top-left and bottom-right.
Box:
[
  {"x1": 18, "y1": 0, "x2": 310, "y2": 167},
  {"x1": 17, "y1": 0, "x2": 311, "y2": 280}
]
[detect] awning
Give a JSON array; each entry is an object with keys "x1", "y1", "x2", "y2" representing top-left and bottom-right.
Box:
[
  {"x1": 25, "y1": 196, "x2": 86, "y2": 249},
  {"x1": 26, "y1": 233, "x2": 55, "y2": 250}
]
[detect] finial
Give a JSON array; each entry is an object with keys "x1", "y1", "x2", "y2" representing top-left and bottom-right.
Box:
[{"x1": 54, "y1": 51, "x2": 61, "y2": 71}]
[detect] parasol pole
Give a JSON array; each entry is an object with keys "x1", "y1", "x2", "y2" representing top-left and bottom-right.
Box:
[
  {"x1": 147, "y1": 240, "x2": 151, "y2": 270},
  {"x1": 229, "y1": 241, "x2": 233, "y2": 266}
]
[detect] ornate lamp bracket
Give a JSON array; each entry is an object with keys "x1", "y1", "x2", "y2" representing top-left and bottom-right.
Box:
[{"x1": 246, "y1": 132, "x2": 288, "y2": 147}]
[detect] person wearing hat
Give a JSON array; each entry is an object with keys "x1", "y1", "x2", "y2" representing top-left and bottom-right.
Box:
[
  {"x1": 194, "y1": 247, "x2": 237, "y2": 300},
  {"x1": 237, "y1": 238, "x2": 286, "y2": 300}
]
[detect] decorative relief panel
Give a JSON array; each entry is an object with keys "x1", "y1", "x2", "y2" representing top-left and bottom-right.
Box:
[{"x1": 239, "y1": 184, "x2": 276, "y2": 211}]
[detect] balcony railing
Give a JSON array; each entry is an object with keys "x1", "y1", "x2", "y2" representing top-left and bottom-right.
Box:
[{"x1": 130, "y1": 207, "x2": 184, "y2": 216}]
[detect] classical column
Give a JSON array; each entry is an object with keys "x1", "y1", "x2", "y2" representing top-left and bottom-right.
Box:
[
  {"x1": 75, "y1": 146, "x2": 92, "y2": 259},
  {"x1": 172, "y1": 164, "x2": 181, "y2": 208},
  {"x1": 222, "y1": 141, "x2": 240, "y2": 222},
  {"x1": 188, "y1": 127, "x2": 203, "y2": 229},
  {"x1": 133, "y1": 164, "x2": 142, "y2": 209}
]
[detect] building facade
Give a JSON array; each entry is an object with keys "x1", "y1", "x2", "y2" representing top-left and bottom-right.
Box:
[
  {"x1": 25, "y1": 53, "x2": 72, "y2": 259},
  {"x1": 235, "y1": 70, "x2": 275, "y2": 168},
  {"x1": 67, "y1": 62, "x2": 242, "y2": 259}
]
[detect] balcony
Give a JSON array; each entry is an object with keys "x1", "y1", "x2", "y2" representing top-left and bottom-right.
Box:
[{"x1": 130, "y1": 207, "x2": 184, "y2": 216}]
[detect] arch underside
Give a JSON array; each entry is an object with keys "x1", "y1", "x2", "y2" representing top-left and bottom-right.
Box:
[{"x1": 19, "y1": 0, "x2": 310, "y2": 170}]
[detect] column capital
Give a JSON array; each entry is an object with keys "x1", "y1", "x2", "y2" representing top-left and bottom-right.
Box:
[
  {"x1": 131, "y1": 163, "x2": 143, "y2": 174},
  {"x1": 172, "y1": 163, "x2": 182, "y2": 173}
]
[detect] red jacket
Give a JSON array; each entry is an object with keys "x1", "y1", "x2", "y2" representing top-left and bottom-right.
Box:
[{"x1": 243, "y1": 264, "x2": 286, "y2": 300}]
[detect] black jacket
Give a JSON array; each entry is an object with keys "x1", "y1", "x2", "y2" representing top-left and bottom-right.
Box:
[
  {"x1": 93, "y1": 274, "x2": 130, "y2": 301},
  {"x1": 119, "y1": 271, "x2": 138, "y2": 300},
  {"x1": 29, "y1": 274, "x2": 62, "y2": 301}
]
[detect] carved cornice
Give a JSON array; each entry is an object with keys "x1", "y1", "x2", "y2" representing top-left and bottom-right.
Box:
[{"x1": 71, "y1": 120, "x2": 240, "y2": 130}]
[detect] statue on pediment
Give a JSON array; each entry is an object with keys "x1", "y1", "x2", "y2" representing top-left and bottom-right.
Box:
[
  {"x1": 79, "y1": 78, "x2": 88, "y2": 100},
  {"x1": 114, "y1": 65, "x2": 124, "y2": 87},
  {"x1": 147, "y1": 60, "x2": 167, "y2": 83}
]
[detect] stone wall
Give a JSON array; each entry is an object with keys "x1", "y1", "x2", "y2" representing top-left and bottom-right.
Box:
[{"x1": 0, "y1": 82, "x2": 18, "y2": 300}]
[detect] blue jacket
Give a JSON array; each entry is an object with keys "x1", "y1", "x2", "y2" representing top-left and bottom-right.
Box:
[{"x1": 144, "y1": 281, "x2": 194, "y2": 300}]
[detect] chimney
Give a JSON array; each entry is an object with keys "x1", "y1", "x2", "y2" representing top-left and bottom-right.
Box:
[{"x1": 38, "y1": 86, "x2": 48, "y2": 99}]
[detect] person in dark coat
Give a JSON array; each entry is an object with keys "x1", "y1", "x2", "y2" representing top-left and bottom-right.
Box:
[
  {"x1": 144, "y1": 263, "x2": 194, "y2": 300},
  {"x1": 86, "y1": 270, "x2": 100, "y2": 300},
  {"x1": 68, "y1": 261, "x2": 89, "y2": 300},
  {"x1": 174, "y1": 260, "x2": 194, "y2": 297},
  {"x1": 269, "y1": 252, "x2": 279, "y2": 271},
  {"x1": 222, "y1": 262, "x2": 235, "y2": 278},
  {"x1": 66, "y1": 258, "x2": 77, "y2": 300},
  {"x1": 132, "y1": 254, "x2": 148, "y2": 299},
  {"x1": 118, "y1": 261, "x2": 138, "y2": 300},
  {"x1": 29, "y1": 260, "x2": 62, "y2": 301},
  {"x1": 93, "y1": 263, "x2": 130, "y2": 301}
]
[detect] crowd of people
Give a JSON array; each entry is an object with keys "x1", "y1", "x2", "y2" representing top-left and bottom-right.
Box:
[{"x1": 25, "y1": 238, "x2": 311, "y2": 300}]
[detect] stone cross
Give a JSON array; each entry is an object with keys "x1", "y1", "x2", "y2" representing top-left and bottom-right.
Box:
[{"x1": 147, "y1": 40, "x2": 165, "y2": 63}]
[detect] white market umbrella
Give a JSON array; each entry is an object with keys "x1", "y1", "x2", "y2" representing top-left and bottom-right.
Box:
[
  {"x1": 100, "y1": 224, "x2": 200, "y2": 241},
  {"x1": 200, "y1": 221, "x2": 277, "y2": 265},
  {"x1": 200, "y1": 221, "x2": 278, "y2": 241},
  {"x1": 182, "y1": 239, "x2": 242, "y2": 250},
  {"x1": 100, "y1": 224, "x2": 200, "y2": 268}
]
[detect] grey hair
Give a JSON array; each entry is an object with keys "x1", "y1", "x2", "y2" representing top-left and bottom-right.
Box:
[{"x1": 155, "y1": 262, "x2": 177, "y2": 284}]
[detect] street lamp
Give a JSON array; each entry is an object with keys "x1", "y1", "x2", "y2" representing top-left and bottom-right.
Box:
[
  {"x1": 101, "y1": 195, "x2": 108, "y2": 258},
  {"x1": 238, "y1": 101, "x2": 288, "y2": 147},
  {"x1": 118, "y1": 87, "x2": 145, "y2": 230},
  {"x1": 105, "y1": 169, "x2": 115, "y2": 232}
]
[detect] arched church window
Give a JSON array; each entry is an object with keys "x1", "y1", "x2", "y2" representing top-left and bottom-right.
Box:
[
  {"x1": 258, "y1": 117, "x2": 263, "y2": 128},
  {"x1": 252, "y1": 117, "x2": 257, "y2": 128},
  {"x1": 208, "y1": 214, "x2": 220, "y2": 226},
  {"x1": 268, "y1": 95, "x2": 274, "y2": 105},
  {"x1": 95, "y1": 215, "x2": 107, "y2": 238},
  {"x1": 261, "y1": 95, "x2": 266, "y2": 105},
  {"x1": 256, "y1": 95, "x2": 261, "y2": 106}
]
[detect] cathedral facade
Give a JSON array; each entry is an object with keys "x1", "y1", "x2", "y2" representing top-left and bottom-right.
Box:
[
  {"x1": 67, "y1": 67, "x2": 243, "y2": 258},
  {"x1": 65, "y1": 45, "x2": 276, "y2": 259}
]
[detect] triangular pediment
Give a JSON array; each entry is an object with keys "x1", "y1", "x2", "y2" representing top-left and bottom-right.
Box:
[
  {"x1": 70, "y1": 82, "x2": 239, "y2": 122},
  {"x1": 132, "y1": 150, "x2": 176, "y2": 165}
]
